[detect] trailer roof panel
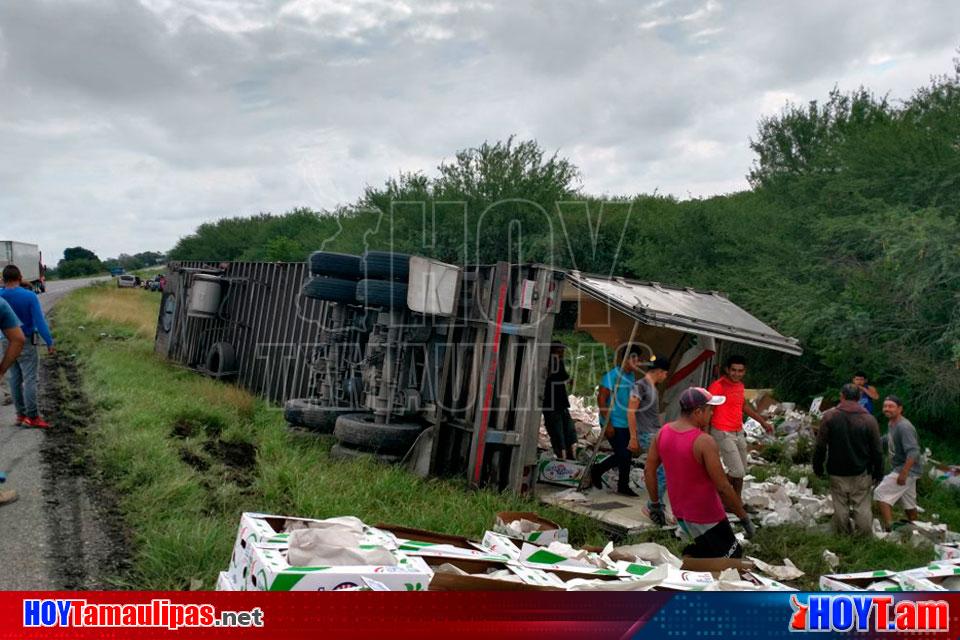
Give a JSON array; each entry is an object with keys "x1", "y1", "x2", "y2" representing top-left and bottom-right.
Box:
[{"x1": 563, "y1": 272, "x2": 802, "y2": 356}]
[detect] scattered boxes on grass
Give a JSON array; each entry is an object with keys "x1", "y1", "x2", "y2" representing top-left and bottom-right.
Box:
[{"x1": 217, "y1": 510, "x2": 960, "y2": 592}]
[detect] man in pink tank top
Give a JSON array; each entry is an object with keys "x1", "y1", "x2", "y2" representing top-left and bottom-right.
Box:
[{"x1": 644, "y1": 387, "x2": 756, "y2": 558}]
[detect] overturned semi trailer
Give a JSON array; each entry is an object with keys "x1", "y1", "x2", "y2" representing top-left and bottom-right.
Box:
[
  {"x1": 155, "y1": 256, "x2": 565, "y2": 493},
  {"x1": 156, "y1": 254, "x2": 800, "y2": 495}
]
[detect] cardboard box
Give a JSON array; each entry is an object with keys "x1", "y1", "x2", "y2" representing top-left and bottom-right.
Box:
[
  {"x1": 744, "y1": 572, "x2": 796, "y2": 591},
  {"x1": 228, "y1": 513, "x2": 396, "y2": 589},
  {"x1": 936, "y1": 542, "x2": 960, "y2": 560},
  {"x1": 375, "y1": 524, "x2": 474, "y2": 549},
  {"x1": 516, "y1": 543, "x2": 620, "y2": 580},
  {"x1": 479, "y1": 531, "x2": 522, "y2": 561},
  {"x1": 245, "y1": 545, "x2": 432, "y2": 592},
  {"x1": 818, "y1": 569, "x2": 900, "y2": 592},
  {"x1": 395, "y1": 540, "x2": 510, "y2": 574},
  {"x1": 505, "y1": 563, "x2": 569, "y2": 588},
  {"x1": 680, "y1": 557, "x2": 755, "y2": 574},
  {"x1": 216, "y1": 571, "x2": 236, "y2": 591},
  {"x1": 896, "y1": 563, "x2": 960, "y2": 591},
  {"x1": 652, "y1": 565, "x2": 718, "y2": 591},
  {"x1": 494, "y1": 511, "x2": 568, "y2": 546},
  {"x1": 537, "y1": 458, "x2": 587, "y2": 487},
  {"x1": 429, "y1": 571, "x2": 562, "y2": 591},
  {"x1": 374, "y1": 524, "x2": 510, "y2": 573}
]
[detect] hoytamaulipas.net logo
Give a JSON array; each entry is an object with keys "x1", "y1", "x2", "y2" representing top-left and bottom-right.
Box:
[
  {"x1": 23, "y1": 598, "x2": 264, "y2": 630},
  {"x1": 790, "y1": 594, "x2": 948, "y2": 633}
]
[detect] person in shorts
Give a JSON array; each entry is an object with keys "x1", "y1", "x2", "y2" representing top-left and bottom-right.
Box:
[
  {"x1": 874, "y1": 395, "x2": 922, "y2": 531},
  {"x1": 541, "y1": 342, "x2": 576, "y2": 459},
  {"x1": 707, "y1": 355, "x2": 773, "y2": 499},
  {"x1": 644, "y1": 387, "x2": 755, "y2": 557},
  {"x1": 628, "y1": 356, "x2": 670, "y2": 510}
]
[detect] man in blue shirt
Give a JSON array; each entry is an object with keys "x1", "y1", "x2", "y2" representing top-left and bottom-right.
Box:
[
  {"x1": 590, "y1": 345, "x2": 643, "y2": 496},
  {"x1": 0, "y1": 295, "x2": 26, "y2": 506},
  {"x1": 0, "y1": 265, "x2": 54, "y2": 429},
  {"x1": 852, "y1": 371, "x2": 879, "y2": 414}
]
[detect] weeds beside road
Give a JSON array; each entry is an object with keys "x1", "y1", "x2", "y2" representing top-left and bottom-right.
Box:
[
  {"x1": 55, "y1": 285, "x2": 958, "y2": 590},
  {"x1": 55, "y1": 285, "x2": 606, "y2": 589}
]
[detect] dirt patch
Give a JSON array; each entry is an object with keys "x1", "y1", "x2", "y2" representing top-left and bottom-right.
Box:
[
  {"x1": 170, "y1": 410, "x2": 225, "y2": 439},
  {"x1": 178, "y1": 447, "x2": 210, "y2": 472},
  {"x1": 203, "y1": 439, "x2": 256, "y2": 470},
  {"x1": 171, "y1": 420, "x2": 199, "y2": 439},
  {"x1": 40, "y1": 351, "x2": 133, "y2": 589}
]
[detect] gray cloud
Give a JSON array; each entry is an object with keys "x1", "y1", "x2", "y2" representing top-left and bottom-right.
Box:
[{"x1": 0, "y1": 0, "x2": 957, "y2": 262}]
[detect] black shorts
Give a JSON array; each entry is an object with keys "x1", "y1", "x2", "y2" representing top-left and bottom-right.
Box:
[{"x1": 681, "y1": 519, "x2": 743, "y2": 559}]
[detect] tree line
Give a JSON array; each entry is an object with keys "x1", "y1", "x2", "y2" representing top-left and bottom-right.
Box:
[
  {"x1": 50, "y1": 247, "x2": 166, "y2": 278},
  {"x1": 168, "y1": 57, "x2": 960, "y2": 432}
]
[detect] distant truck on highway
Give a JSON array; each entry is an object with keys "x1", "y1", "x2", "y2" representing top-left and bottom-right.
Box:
[{"x1": 0, "y1": 241, "x2": 46, "y2": 293}]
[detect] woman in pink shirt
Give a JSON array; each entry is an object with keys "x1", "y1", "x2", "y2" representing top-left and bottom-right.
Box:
[{"x1": 644, "y1": 387, "x2": 755, "y2": 558}]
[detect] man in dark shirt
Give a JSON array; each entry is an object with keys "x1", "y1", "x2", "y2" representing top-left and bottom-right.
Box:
[
  {"x1": 813, "y1": 383, "x2": 884, "y2": 536},
  {"x1": 542, "y1": 342, "x2": 576, "y2": 459}
]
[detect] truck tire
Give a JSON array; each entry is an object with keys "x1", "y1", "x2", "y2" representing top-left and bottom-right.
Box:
[
  {"x1": 361, "y1": 251, "x2": 410, "y2": 281},
  {"x1": 205, "y1": 342, "x2": 237, "y2": 379},
  {"x1": 308, "y1": 251, "x2": 362, "y2": 279},
  {"x1": 302, "y1": 277, "x2": 358, "y2": 304},
  {"x1": 355, "y1": 279, "x2": 408, "y2": 310},
  {"x1": 329, "y1": 443, "x2": 402, "y2": 465},
  {"x1": 333, "y1": 413, "x2": 422, "y2": 455},
  {"x1": 283, "y1": 399, "x2": 345, "y2": 433}
]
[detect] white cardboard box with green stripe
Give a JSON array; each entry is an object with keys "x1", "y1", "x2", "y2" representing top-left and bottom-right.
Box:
[
  {"x1": 228, "y1": 513, "x2": 399, "y2": 590},
  {"x1": 494, "y1": 511, "x2": 568, "y2": 547},
  {"x1": 217, "y1": 571, "x2": 237, "y2": 591},
  {"x1": 818, "y1": 569, "x2": 901, "y2": 591},
  {"x1": 895, "y1": 563, "x2": 960, "y2": 591},
  {"x1": 245, "y1": 545, "x2": 433, "y2": 591}
]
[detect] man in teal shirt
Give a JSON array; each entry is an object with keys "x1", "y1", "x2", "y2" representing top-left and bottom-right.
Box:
[{"x1": 591, "y1": 345, "x2": 643, "y2": 495}]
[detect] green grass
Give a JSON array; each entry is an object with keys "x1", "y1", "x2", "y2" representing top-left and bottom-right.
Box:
[
  {"x1": 52, "y1": 286, "x2": 960, "y2": 589},
  {"x1": 52, "y1": 285, "x2": 609, "y2": 589}
]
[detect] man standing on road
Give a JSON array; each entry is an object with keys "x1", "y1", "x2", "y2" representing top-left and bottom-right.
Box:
[
  {"x1": 0, "y1": 265, "x2": 54, "y2": 429},
  {"x1": 0, "y1": 295, "x2": 26, "y2": 506},
  {"x1": 542, "y1": 342, "x2": 576, "y2": 460},
  {"x1": 644, "y1": 387, "x2": 755, "y2": 557},
  {"x1": 874, "y1": 395, "x2": 922, "y2": 532},
  {"x1": 628, "y1": 356, "x2": 670, "y2": 509},
  {"x1": 813, "y1": 383, "x2": 884, "y2": 536},
  {"x1": 591, "y1": 345, "x2": 643, "y2": 495},
  {"x1": 852, "y1": 372, "x2": 879, "y2": 414},
  {"x1": 707, "y1": 355, "x2": 773, "y2": 499}
]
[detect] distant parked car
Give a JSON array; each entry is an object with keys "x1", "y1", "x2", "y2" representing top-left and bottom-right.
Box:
[{"x1": 117, "y1": 274, "x2": 137, "y2": 288}]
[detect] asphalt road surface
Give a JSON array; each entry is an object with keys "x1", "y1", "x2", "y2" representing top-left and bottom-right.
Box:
[{"x1": 0, "y1": 276, "x2": 108, "y2": 589}]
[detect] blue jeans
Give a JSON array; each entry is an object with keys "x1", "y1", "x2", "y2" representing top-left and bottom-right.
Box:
[
  {"x1": 639, "y1": 431, "x2": 667, "y2": 504},
  {"x1": 8, "y1": 340, "x2": 39, "y2": 418}
]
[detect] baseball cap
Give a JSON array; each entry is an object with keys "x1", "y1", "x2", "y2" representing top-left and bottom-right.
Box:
[
  {"x1": 679, "y1": 386, "x2": 726, "y2": 411},
  {"x1": 648, "y1": 355, "x2": 672, "y2": 371}
]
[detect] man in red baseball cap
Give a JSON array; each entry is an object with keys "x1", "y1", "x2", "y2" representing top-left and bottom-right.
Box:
[{"x1": 644, "y1": 387, "x2": 755, "y2": 558}]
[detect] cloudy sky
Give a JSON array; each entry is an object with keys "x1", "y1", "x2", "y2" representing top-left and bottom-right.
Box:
[{"x1": 0, "y1": 0, "x2": 957, "y2": 262}]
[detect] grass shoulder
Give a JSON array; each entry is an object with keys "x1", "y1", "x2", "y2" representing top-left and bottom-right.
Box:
[{"x1": 53, "y1": 285, "x2": 956, "y2": 589}]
